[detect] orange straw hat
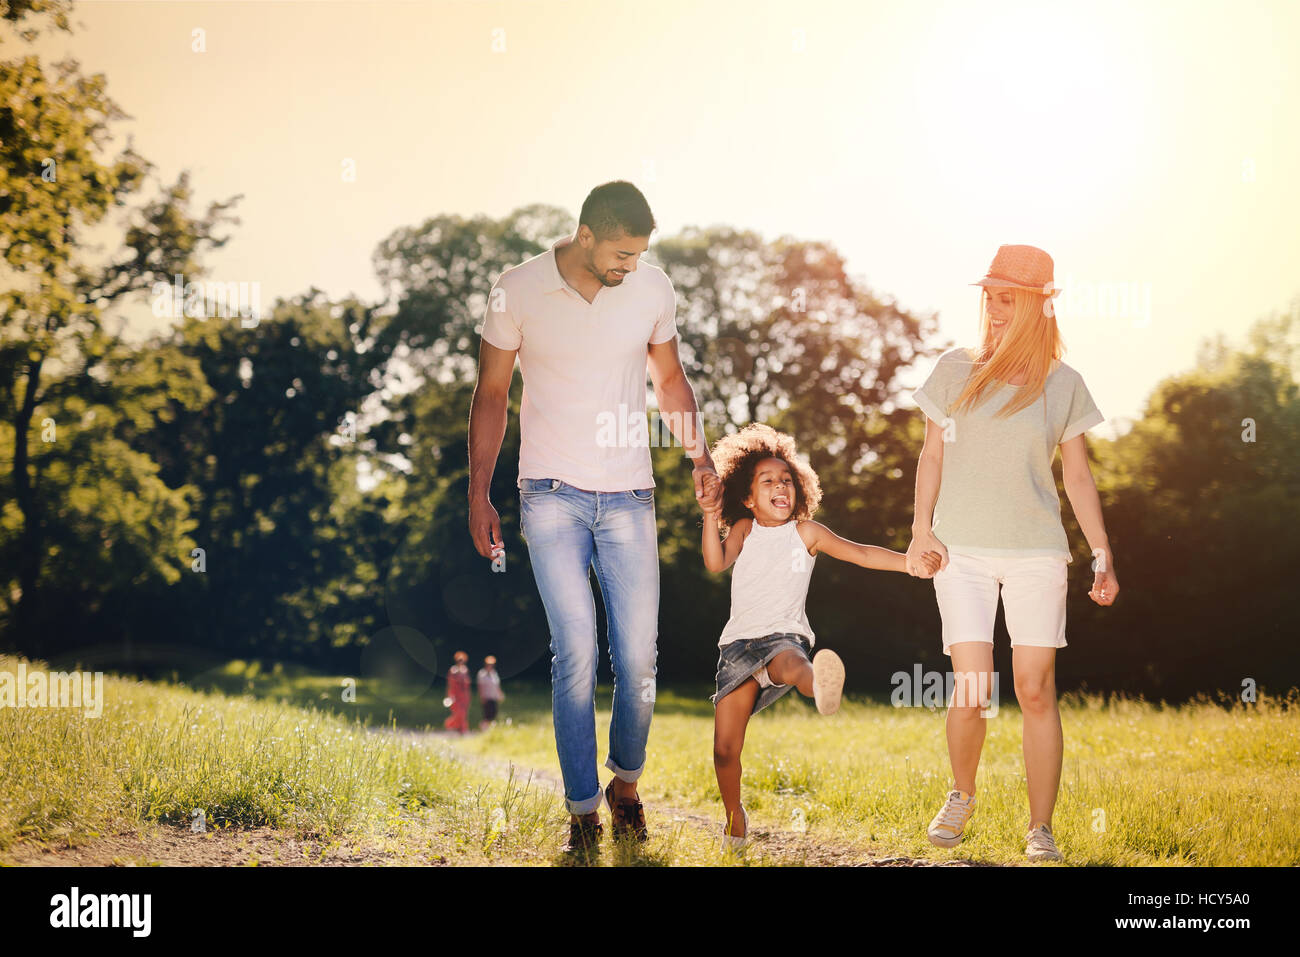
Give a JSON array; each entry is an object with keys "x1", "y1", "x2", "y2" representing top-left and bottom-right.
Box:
[{"x1": 972, "y1": 244, "x2": 1062, "y2": 296}]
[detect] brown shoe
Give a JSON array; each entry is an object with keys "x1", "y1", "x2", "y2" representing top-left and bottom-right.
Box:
[
  {"x1": 605, "y1": 779, "x2": 648, "y2": 842},
  {"x1": 562, "y1": 811, "x2": 603, "y2": 854}
]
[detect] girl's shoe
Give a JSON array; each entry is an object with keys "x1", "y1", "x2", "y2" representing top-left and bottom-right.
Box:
[
  {"x1": 926, "y1": 789, "x2": 976, "y2": 847},
  {"x1": 721, "y1": 806, "x2": 749, "y2": 853},
  {"x1": 811, "y1": 649, "x2": 845, "y2": 715},
  {"x1": 1026, "y1": 823, "x2": 1064, "y2": 862}
]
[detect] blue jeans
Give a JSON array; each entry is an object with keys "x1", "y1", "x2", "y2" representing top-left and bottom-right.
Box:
[{"x1": 517, "y1": 477, "x2": 660, "y2": 815}]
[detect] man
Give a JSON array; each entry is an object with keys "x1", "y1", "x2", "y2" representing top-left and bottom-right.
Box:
[{"x1": 467, "y1": 181, "x2": 720, "y2": 853}]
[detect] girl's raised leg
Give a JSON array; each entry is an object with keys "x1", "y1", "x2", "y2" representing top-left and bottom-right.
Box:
[
  {"x1": 946, "y1": 641, "x2": 995, "y2": 795},
  {"x1": 764, "y1": 650, "x2": 814, "y2": 696},
  {"x1": 1011, "y1": 645, "x2": 1061, "y2": 829},
  {"x1": 768, "y1": 648, "x2": 844, "y2": 714},
  {"x1": 713, "y1": 678, "x2": 760, "y2": 837}
]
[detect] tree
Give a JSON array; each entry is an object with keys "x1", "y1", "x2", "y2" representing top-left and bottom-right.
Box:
[
  {"x1": 128, "y1": 291, "x2": 397, "y2": 663},
  {"x1": 1075, "y1": 304, "x2": 1300, "y2": 698},
  {"x1": 0, "y1": 10, "x2": 239, "y2": 650}
]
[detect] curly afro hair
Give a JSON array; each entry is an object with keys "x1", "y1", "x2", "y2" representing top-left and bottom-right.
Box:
[{"x1": 710, "y1": 423, "x2": 822, "y2": 533}]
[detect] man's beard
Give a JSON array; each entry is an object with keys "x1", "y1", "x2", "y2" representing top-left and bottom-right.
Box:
[{"x1": 586, "y1": 254, "x2": 626, "y2": 287}]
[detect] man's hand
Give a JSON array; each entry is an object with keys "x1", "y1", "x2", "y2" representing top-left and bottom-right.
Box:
[
  {"x1": 699, "y1": 469, "x2": 723, "y2": 516},
  {"x1": 694, "y1": 464, "x2": 722, "y2": 516},
  {"x1": 469, "y1": 496, "x2": 505, "y2": 560}
]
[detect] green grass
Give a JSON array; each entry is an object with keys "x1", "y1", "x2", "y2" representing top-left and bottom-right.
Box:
[
  {"x1": 0, "y1": 655, "x2": 566, "y2": 864},
  {"x1": 448, "y1": 682, "x2": 1300, "y2": 866},
  {"x1": 0, "y1": 656, "x2": 798, "y2": 866},
  {"x1": 3, "y1": 654, "x2": 1297, "y2": 866}
]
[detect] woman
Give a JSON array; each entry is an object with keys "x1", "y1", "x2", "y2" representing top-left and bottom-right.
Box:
[{"x1": 905, "y1": 245, "x2": 1119, "y2": 863}]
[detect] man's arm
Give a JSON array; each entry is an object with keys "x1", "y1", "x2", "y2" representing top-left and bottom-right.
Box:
[
  {"x1": 647, "y1": 337, "x2": 719, "y2": 512},
  {"x1": 467, "y1": 338, "x2": 517, "y2": 558}
]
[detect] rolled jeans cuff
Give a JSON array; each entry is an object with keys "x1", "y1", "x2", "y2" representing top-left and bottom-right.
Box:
[
  {"x1": 567, "y1": 788, "x2": 605, "y2": 817},
  {"x1": 604, "y1": 755, "x2": 643, "y2": 783}
]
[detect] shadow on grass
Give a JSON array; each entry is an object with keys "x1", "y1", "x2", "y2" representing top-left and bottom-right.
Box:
[{"x1": 550, "y1": 835, "x2": 676, "y2": 868}]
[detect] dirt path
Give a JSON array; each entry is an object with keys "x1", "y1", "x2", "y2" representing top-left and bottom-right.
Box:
[
  {"x1": 0, "y1": 821, "x2": 427, "y2": 867},
  {"x1": 382, "y1": 726, "x2": 989, "y2": 867}
]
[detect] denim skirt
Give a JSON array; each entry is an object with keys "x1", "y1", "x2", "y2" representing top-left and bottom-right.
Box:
[{"x1": 711, "y1": 632, "x2": 814, "y2": 715}]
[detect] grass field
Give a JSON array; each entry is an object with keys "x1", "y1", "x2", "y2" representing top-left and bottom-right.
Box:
[{"x1": 2, "y1": 654, "x2": 1297, "y2": 866}]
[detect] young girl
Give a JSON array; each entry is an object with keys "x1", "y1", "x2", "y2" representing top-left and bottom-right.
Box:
[{"x1": 701, "y1": 423, "x2": 941, "y2": 851}]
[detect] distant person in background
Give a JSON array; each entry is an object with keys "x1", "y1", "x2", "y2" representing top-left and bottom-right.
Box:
[
  {"x1": 477, "y1": 655, "x2": 505, "y2": 730},
  {"x1": 443, "y1": 651, "x2": 471, "y2": 734},
  {"x1": 906, "y1": 245, "x2": 1119, "y2": 863}
]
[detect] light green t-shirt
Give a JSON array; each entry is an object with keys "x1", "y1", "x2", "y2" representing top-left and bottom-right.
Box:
[{"x1": 910, "y1": 347, "x2": 1104, "y2": 562}]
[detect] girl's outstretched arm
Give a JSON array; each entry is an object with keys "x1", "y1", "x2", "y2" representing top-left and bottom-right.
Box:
[{"x1": 797, "y1": 521, "x2": 941, "y2": 574}]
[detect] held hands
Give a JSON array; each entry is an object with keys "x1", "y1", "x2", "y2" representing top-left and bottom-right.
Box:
[
  {"x1": 695, "y1": 466, "x2": 723, "y2": 517},
  {"x1": 905, "y1": 531, "x2": 949, "y2": 578},
  {"x1": 913, "y1": 550, "x2": 943, "y2": 577}
]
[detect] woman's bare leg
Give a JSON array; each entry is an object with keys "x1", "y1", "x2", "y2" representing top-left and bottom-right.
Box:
[
  {"x1": 946, "y1": 641, "x2": 994, "y2": 795},
  {"x1": 714, "y1": 678, "x2": 760, "y2": 836},
  {"x1": 1012, "y1": 646, "x2": 1061, "y2": 828}
]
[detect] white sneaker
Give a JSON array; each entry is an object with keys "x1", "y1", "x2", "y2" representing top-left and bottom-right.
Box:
[
  {"x1": 1026, "y1": 823, "x2": 1064, "y2": 862},
  {"x1": 721, "y1": 806, "x2": 749, "y2": 853},
  {"x1": 811, "y1": 649, "x2": 845, "y2": 715},
  {"x1": 927, "y1": 789, "x2": 976, "y2": 847}
]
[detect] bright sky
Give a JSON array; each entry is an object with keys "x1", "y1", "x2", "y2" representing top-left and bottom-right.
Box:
[{"x1": 30, "y1": 0, "x2": 1300, "y2": 432}]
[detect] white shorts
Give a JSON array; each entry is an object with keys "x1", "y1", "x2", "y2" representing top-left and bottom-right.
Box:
[{"x1": 933, "y1": 549, "x2": 1068, "y2": 655}]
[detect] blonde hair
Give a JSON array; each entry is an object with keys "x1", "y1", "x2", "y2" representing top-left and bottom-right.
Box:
[{"x1": 951, "y1": 287, "x2": 1064, "y2": 418}]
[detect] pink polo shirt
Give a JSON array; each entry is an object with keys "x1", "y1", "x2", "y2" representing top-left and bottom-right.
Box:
[{"x1": 479, "y1": 240, "x2": 679, "y2": 492}]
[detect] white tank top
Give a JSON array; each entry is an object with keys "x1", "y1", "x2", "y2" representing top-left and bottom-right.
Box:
[{"x1": 717, "y1": 519, "x2": 817, "y2": 648}]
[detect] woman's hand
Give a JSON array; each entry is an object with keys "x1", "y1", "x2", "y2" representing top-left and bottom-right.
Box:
[
  {"x1": 1089, "y1": 566, "x2": 1119, "y2": 606},
  {"x1": 906, "y1": 529, "x2": 949, "y2": 577}
]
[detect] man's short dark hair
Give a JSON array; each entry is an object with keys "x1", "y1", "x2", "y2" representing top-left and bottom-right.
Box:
[{"x1": 578, "y1": 181, "x2": 656, "y2": 240}]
